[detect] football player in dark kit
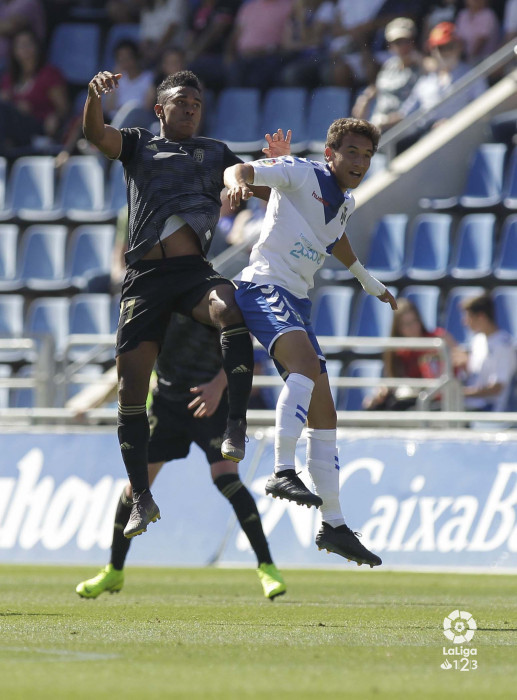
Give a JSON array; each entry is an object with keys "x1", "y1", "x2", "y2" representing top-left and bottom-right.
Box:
[
  {"x1": 83, "y1": 69, "x2": 290, "y2": 539},
  {"x1": 76, "y1": 314, "x2": 286, "y2": 600}
]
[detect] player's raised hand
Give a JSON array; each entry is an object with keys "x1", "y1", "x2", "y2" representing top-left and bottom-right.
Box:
[
  {"x1": 262, "y1": 129, "x2": 292, "y2": 157},
  {"x1": 378, "y1": 289, "x2": 398, "y2": 310},
  {"x1": 88, "y1": 71, "x2": 122, "y2": 98}
]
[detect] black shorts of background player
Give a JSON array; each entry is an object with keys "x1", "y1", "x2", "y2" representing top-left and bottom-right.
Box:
[
  {"x1": 83, "y1": 68, "x2": 291, "y2": 538},
  {"x1": 76, "y1": 315, "x2": 286, "y2": 600}
]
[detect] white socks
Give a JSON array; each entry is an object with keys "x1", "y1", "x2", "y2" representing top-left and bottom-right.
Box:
[
  {"x1": 306, "y1": 428, "x2": 344, "y2": 527},
  {"x1": 274, "y1": 373, "x2": 314, "y2": 473}
]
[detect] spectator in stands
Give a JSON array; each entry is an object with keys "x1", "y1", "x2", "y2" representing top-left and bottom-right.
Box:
[
  {"x1": 104, "y1": 39, "x2": 154, "y2": 119},
  {"x1": 389, "y1": 22, "x2": 488, "y2": 152},
  {"x1": 455, "y1": 0, "x2": 500, "y2": 65},
  {"x1": 352, "y1": 17, "x2": 423, "y2": 131},
  {"x1": 183, "y1": 0, "x2": 241, "y2": 93},
  {"x1": 279, "y1": 0, "x2": 333, "y2": 90},
  {"x1": 139, "y1": 0, "x2": 187, "y2": 68},
  {"x1": 0, "y1": 28, "x2": 69, "y2": 155},
  {"x1": 0, "y1": 0, "x2": 46, "y2": 72},
  {"x1": 503, "y1": 0, "x2": 517, "y2": 43},
  {"x1": 422, "y1": 0, "x2": 459, "y2": 36},
  {"x1": 145, "y1": 46, "x2": 185, "y2": 112},
  {"x1": 107, "y1": 0, "x2": 140, "y2": 24},
  {"x1": 453, "y1": 293, "x2": 517, "y2": 412},
  {"x1": 364, "y1": 298, "x2": 455, "y2": 411},
  {"x1": 225, "y1": 0, "x2": 294, "y2": 91}
]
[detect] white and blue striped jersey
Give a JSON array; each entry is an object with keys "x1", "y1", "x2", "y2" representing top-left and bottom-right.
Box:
[{"x1": 235, "y1": 156, "x2": 355, "y2": 299}]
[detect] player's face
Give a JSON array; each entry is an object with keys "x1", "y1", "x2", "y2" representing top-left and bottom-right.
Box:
[
  {"x1": 155, "y1": 86, "x2": 202, "y2": 140},
  {"x1": 325, "y1": 133, "x2": 374, "y2": 191}
]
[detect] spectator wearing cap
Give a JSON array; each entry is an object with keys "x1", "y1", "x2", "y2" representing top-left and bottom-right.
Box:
[
  {"x1": 352, "y1": 17, "x2": 423, "y2": 131},
  {"x1": 455, "y1": 0, "x2": 500, "y2": 65},
  {"x1": 387, "y1": 21, "x2": 487, "y2": 152}
]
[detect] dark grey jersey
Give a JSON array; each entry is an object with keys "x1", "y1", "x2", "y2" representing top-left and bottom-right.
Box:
[
  {"x1": 118, "y1": 128, "x2": 241, "y2": 264},
  {"x1": 155, "y1": 314, "x2": 222, "y2": 402}
]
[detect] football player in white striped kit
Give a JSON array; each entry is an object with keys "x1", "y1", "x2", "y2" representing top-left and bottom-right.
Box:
[{"x1": 224, "y1": 118, "x2": 397, "y2": 567}]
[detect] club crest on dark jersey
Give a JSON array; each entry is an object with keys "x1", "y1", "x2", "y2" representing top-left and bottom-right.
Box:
[{"x1": 193, "y1": 148, "x2": 204, "y2": 162}]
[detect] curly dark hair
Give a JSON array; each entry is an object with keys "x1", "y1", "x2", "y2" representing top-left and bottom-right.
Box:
[
  {"x1": 156, "y1": 71, "x2": 202, "y2": 104},
  {"x1": 325, "y1": 118, "x2": 380, "y2": 153}
]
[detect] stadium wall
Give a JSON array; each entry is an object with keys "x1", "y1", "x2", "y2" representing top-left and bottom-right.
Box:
[{"x1": 1, "y1": 427, "x2": 516, "y2": 572}]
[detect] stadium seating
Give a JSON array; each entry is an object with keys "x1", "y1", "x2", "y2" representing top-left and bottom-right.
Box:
[
  {"x1": 405, "y1": 214, "x2": 452, "y2": 282},
  {"x1": 2, "y1": 156, "x2": 56, "y2": 222},
  {"x1": 0, "y1": 294, "x2": 25, "y2": 362},
  {"x1": 0, "y1": 157, "x2": 7, "y2": 216},
  {"x1": 210, "y1": 88, "x2": 262, "y2": 152},
  {"x1": 365, "y1": 214, "x2": 408, "y2": 282},
  {"x1": 65, "y1": 225, "x2": 116, "y2": 291},
  {"x1": 349, "y1": 287, "x2": 397, "y2": 351},
  {"x1": 110, "y1": 100, "x2": 157, "y2": 131},
  {"x1": 9, "y1": 365, "x2": 34, "y2": 408},
  {"x1": 18, "y1": 225, "x2": 68, "y2": 291},
  {"x1": 493, "y1": 286, "x2": 517, "y2": 341},
  {"x1": 503, "y1": 146, "x2": 517, "y2": 210},
  {"x1": 306, "y1": 87, "x2": 351, "y2": 152},
  {"x1": 448, "y1": 213, "x2": 496, "y2": 280},
  {"x1": 400, "y1": 285, "x2": 441, "y2": 331},
  {"x1": 106, "y1": 160, "x2": 127, "y2": 217},
  {"x1": 443, "y1": 286, "x2": 485, "y2": 345},
  {"x1": 0, "y1": 224, "x2": 21, "y2": 292},
  {"x1": 493, "y1": 215, "x2": 517, "y2": 280},
  {"x1": 24, "y1": 297, "x2": 70, "y2": 362},
  {"x1": 55, "y1": 156, "x2": 109, "y2": 222},
  {"x1": 260, "y1": 88, "x2": 308, "y2": 152},
  {"x1": 419, "y1": 143, "x2": 507, "y2": 210},
  {"x1": 68, "y1": 293, "x2": 113, "y2": 362},
  {"x1": 0, "y1": 363, "x2": 11, "y2": 408},
  {"x1": 49, "y1": 23, "x2": 101, "y2": 85},
  {"x1": 110, "y1": 294, "x2": 121, "y2": 333},
  {"x1": 337, "y1": 359, "x2": 383, "y2": 411},
  {"x1": 312, "y1": 285, "x2": 354, "y2": 338},
  {"x1": 65, "y1": 364, "x2": 104, "y2": 401}
]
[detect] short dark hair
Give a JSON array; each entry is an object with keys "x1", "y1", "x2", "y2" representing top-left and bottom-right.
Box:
[
  {"x1": 156, "y1": 71, "x2": 202, "y2": 103},
  {"x1": 325, "y1": 118, "x2": 380, "y2": 153},
  {"x1": 461, "y1": 293, "x2": 496, "y2": 322}
]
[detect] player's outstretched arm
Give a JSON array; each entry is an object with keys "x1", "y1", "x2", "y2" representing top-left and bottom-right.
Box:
[
  {"x1": 332, "y1": 233, "x2": 397, "y2": 310},
  {"x1": 224, "y1": 162, "x2": 255, "y2": 210},
  {"x1": 83, "y1": 71, "x2": 123, "y2": 159}
]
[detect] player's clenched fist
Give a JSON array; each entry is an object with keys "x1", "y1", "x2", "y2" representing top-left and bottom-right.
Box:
[{"x1": 88, "y1": 71, "x2": 122, "y2": 98}]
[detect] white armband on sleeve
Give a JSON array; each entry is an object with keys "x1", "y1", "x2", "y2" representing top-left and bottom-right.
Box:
[{"x1": 349, "y1": 260, "x2": 386, "y2": 297}]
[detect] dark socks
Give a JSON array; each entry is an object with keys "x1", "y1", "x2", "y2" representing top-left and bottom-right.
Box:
[
  {"x1": 110, "y1": 490, "x2": 133, "y2": 570},
  {"x1": 117, "y1": 403, "x2": 149, "y2": 495},
  {"x1": 220, "y1": 324, "x2": 254, "y2": 420},
  {"x1": 214, "y1": 473, "x2": 272, "y2": 565}
]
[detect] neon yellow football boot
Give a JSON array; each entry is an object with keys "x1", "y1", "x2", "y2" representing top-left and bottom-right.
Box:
[
  {"x1": 257, "y1": 563, "x2": 286, "y2": 600},
  {"x1": 75, "y1": 564, "x2": 124, "y2": 599}
]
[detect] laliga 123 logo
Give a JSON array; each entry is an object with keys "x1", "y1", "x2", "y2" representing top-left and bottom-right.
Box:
[{"x1": 440, "y1": 610, "x2": 478, "y2": 671}]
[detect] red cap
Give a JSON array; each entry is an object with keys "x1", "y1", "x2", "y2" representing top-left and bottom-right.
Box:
[{"x1": 428, "y1": 22, "x2": 456, "y2": 48}]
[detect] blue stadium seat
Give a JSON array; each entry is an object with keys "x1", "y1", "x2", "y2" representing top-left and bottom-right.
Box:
[
  {"x1": 448, "y1": 213, "x2": 496, "y2": 280},
  {"x1": 326, "y1": 359, "x2": 343, "y2": 405},
  {"x1": 56, "y1": 156, "x2": 108, "y2": 222},
  {"x1": 110, "y1": 294, "x2": 121, "y2": 333},
  {"x1": 260, "y1": 88, "x2": 308, "y2": 152},
  {"x1": 493, "y1": 286, "x2": 517, "y2": 341},
  {"x1": 400, "y1": 285, "x2": 441, "y2": 331},
  {"x1": 312, "y1": 285, "x2": 354, "y2": 337},
  {"x1": 66, "y1": 364, "x2": 104, "y2": 401},
  {"x1": 10, "y1": 365, "x2": 34, "y2": 408},
  {"x1": 337, "y1": 359, "x2": 383, "y2": 411},
  {"x1": 0, "y1": 157, "x2": 8, "y2": 220},
  {"x1": 18, "y1": 225, "x2": 68, "y2": 291},
  {"x1": 307, "y1": 88, "x2": 351, "y2": 151},
  {"x1": 0, "y1": 294, "x2": 25, "y2": 362},
  {"x1": 24, "y1": 297, "x2": 70, "y2": 361},
  {"x1": 0, "y1": 363, "x2": 11, "y2": 408},
  {"x1": 210, "y1": 88, "x2": 262, "y2": 152},
  {"x1": 443, "y1": 286, "x2": 485, "y2": 345},
  {"x1": 349, "y1": 287, "x2": 397, "y2": 350},
  {"x1": 110, "y1": 100, "x2": 156, "y2": 130},
  {"x1": 493, "y1": 215, "x2": 517, "y2": 280},
  {"x1": 3, "y1": 156, "x2": 57, "y2": 222},
  {"x1": 406, "y1": 214, "x2": 452, "y2": 281},
  {"x1": 419, "y1": 143, "x2": 507, "y2": 210},
  {"x1": 102, "y1": 23, "x2": 140, "y2": 69},
  {"x1": 49, "y1": 23, "x2": 101, "y2": 85},
  {"x1": 365, "y1": 214, "x2": 408, "y2": 282},
  {"x1": 68, "y1": 293, "x2": 113, "y2": 362},
  {"x1": 503, "y1": 146, "x2": 517, "y2": 210},
  {"x1": 106, "y1": 160, "x2": 127, "y2": 216},
  {"x1": 0, "y1": 224, "x2": 21, "y2": 292},
  {"x1": 66, "y1": 225, "x2": 116, "y2": 291}
]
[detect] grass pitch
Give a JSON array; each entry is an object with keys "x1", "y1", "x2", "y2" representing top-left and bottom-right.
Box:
[{"x1": 1, "y1": 565, "x2": 516, "y2": 699}]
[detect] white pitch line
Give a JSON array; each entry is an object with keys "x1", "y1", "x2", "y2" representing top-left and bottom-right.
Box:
[{"x1": 2, "y1": 646, "x2": 120, "y2": 661}]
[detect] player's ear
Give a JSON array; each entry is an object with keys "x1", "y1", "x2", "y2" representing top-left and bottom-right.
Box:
[
  {"x1": 154, "y1": 104, "x2": 164, "y2": 120},
  {"x1": 324, "y1": 146, "x2": 332, "y2": 162}
]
